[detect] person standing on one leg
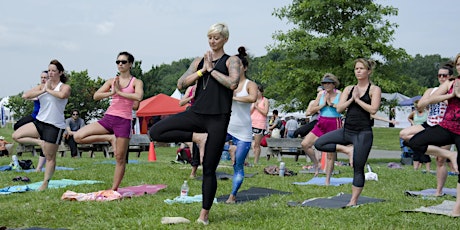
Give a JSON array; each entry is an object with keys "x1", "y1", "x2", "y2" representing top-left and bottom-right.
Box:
[
  {"x1": 149, "y1": 23, "x2": 240, "y2": 225},
  {"x1": 12, "y1": 59, "x2": 71, "y2": 191},
  {"x1": 74, "y1": 51, "x2": 144, "y2": 191},
  {"x1": 315, "y1": 58, "x2": 381, "y2": 206}
]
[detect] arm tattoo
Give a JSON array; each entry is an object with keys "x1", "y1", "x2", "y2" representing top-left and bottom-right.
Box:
[{"x1": 213, "y1": 57, "x2": 240, "y2": 89}]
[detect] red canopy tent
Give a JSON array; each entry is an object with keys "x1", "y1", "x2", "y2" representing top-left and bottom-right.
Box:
[{"x1": 136, "y1": 93, "x2": 187, "y2": 133}]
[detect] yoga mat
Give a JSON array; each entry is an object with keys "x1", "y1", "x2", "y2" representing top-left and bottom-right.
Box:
[
  {"x1": 292, "y1": 177, "x2": 353, "y2": 186},
  {"x1": 298, "y1": 168, "x2": 340, "y2": 175},
  {"x1": 0, "y1": 179, "x2": 103, "y2": 195},
  {"x1": 117, "y1": 184, "x2": 167, "y2": 197},
  {"x1": 403, "y1": 200, "x2": 459, "y2": 217},
  {"x1": 405, "y1": 188, "x2": 457, "y2": 197},
  {"x1": 216, "y1": 187, "x2": 291, "y2": 203},
  {"x1": 0, "y1": 165, "x2": 75, "y2": 172},
  {"x1": 195, "y1": 171, "x2": 257, "y2": 181},
  {"x1": 288, "y1": 193, "x2": 384, "y2": 209},
  {"x1": 97, "y1": 159, "x2": 140, "y2": 164}
]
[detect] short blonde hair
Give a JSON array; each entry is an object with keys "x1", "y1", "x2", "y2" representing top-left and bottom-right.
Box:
[{"x1": 207, "y1": 23, "x2": 229, "y2": 39}]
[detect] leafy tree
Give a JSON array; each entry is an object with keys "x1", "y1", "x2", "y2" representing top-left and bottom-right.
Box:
[
  {"x1": 254, "y1": 0, "x2": 411, "y2": 111},
  {"x1": 4, "y1": 93, "x2": 34, "y2": 120}
]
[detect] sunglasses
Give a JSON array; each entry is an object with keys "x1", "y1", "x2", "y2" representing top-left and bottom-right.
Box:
[
  {"x1": 438, "y1": 74, "x2": 449, "y2": 78},
  {"x1": 116, "y1": 60, "x2": 128, "y2": 65},
  {"x1": 72, "y1": 113, "x2": 79, "y2": 116}
]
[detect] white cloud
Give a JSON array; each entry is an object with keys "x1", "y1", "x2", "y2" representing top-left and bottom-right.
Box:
[{"x1": 96, "y1": 21, "x2": 115, "y2": 35}]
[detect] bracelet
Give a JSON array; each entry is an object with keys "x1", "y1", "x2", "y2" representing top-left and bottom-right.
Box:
[{"x1": 196, "y1": 70, "x2": 203, "y2": 77}]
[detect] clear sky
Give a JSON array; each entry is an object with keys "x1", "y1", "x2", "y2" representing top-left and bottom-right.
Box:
[{"x1": 1, "y1": 0, "x2": 458, "y2": 98}]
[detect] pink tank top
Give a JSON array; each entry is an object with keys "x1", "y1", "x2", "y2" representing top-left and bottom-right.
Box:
[
  {"x1": 251, "y1": 97, "x2": 267, "y2": 129},
  {"x1": 439, "y1": 84, "x2": 460, "y2": 134},
  {"x1": 105, "y1": 76, "x2": 136, "y2": 120}
]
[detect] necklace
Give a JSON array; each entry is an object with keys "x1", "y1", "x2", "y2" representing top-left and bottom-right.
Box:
[{"x1": 202, "y1": 55, "x2": 224, "y2": 90}]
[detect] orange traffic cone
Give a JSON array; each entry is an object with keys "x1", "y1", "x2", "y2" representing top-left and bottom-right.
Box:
[
  {"x1": 320, "y1": 152, "x2": 327, "y2": 170},
  {"x1": 148, "y1": 142, "x2": 157, "y2": 162}
]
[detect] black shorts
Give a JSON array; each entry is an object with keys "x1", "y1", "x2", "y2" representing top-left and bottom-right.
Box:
[
  {"x1": 252, "y1": 127, "x2": 265, "y2": 135},
  {"x1": 33, "y1": 120, "x2": 65, "y2": 145},
  {"x1": 14, "y1": 115, "x2": 35, "y2": 130},
  {"x1": 421, "y1": 122, "x2": 430, "y2": 129}
]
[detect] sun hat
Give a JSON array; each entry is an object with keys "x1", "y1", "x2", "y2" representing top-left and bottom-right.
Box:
[
  {"x1": 321, "y1": 77, "x2": 336, "y2": 83},
  {"x1": 0, "y1": 136, "x2": 4, "y2": 140}
]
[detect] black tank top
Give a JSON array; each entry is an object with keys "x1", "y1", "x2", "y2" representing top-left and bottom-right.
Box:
[
  {"x1": 191, "y1": 54, "x2": 233, "y2": 115},
  {"x1": 344, "y1": 83, "x2": 372, "y2": 131}
]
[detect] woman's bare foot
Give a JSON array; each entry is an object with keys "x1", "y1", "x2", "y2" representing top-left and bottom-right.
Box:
[
  {"x1": 226, "y1": 194, "x2": 236, "y2": 204},
  {"x1": 37, "y1": 182, "x2": 48, "y2": 191},
  {"x1": 109, "y1": 135, "x2": 117, "y2": 154},
  {"x1": 193, "y1": 133, "x2": 208, "y2": 164},
  {"x1": 342, "y1": 145, "x2": 354, "y2": 167},
  {"x1": 447, "y1": 151, "x2": 459, "y2": 173},
  {"x1": 190, "y1": 166, "x2": 198, "y2": 179}
]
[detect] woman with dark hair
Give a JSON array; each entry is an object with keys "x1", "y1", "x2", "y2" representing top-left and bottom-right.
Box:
[
  {"x1": 74, "y1": 51, "x2": 144, "y2": 191},
  {"x1": 223, "y1": 46, "x2": 258, "y2": 203},
  {"x1": 250, "y1": 83, "x2": 269, "y2": 164},
  {"x1": 149, "y1": 23, "x2": 241, "y2": 225},
  {"x1": 407, "y1": 54, "x2": 460, "y2": 216},
  {"x1": 314, "y1": 58, "x2": 381, "y2": 206},
  {"x1": 13, "y1": 59, "x2": 71, "y2": 191}
]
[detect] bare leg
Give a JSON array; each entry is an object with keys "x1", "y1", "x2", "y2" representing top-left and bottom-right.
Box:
[
  {"x1": 453, "y1": 183, "x2": 460, "y2": 217},
  {"x1": 435, "y1": 156, "x2": 448, "y2": 196},
  {"x1": 111, "y1": 137, "x2": 129, "y2": 191},
  {"x1": 253, "y1": 134, "x2": 263, "y2": 164},
  {"x1": 325, "y1": 152, "x2": 336, "y2": 185},
  {"x1": 35, "y1": 155, "x2": 46, "y2": 172},
  {"x1": 425, "y1": 161, "x2": 431, "y2": 172},
  {"x1": 347, "y1": 185, "x2": 363, "y2": 207},
  {"x1": 192, "y1": 133, "x2": 207, "y2": 164},
  {"x1": 190, "y1": 165, "x2": 198, "y2": 179},
  {"x1": 226, "y1": 194, "x2": 236, "y2": 204},
  {"x1": 37, "y1": 142, "x2": 58, "y2": 191},
  {"x1": 301, "y1": 133, "x2": 320, "y2": 176}
]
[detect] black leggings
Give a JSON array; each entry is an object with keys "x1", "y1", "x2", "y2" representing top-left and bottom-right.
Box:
[
  {"x1": 149, "y1": 110, "x2": 230, "y2": 210},
  {"x1": 408, "y1": 125, "x2": 460, "y2": 183},
  {"x1": 314, "y1": 128, "x2": 373, "y2": 187}
]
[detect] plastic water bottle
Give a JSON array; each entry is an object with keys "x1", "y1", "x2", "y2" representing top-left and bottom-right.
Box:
[
  {"x1": 180, "y1": 180, "x2": 189, "y2": 197},
  {"x1": 12, "y1": 155, "x2": 20, "y2": 169},
  {"x1": 279, "y1": 162, "x2": 285, "y2": 177}
]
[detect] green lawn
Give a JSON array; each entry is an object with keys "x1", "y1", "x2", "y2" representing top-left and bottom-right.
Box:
[{"x1": 0, "y1": 124, "x2": 458, "y2": 229}]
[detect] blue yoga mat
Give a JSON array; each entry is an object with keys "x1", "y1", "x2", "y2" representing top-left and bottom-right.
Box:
[
  {"x1": 293, "y1": 177, "x2": 353, "y2": 186},
  {"x1": 0, "y1": 179, "x2": 103, "y2": 195}
]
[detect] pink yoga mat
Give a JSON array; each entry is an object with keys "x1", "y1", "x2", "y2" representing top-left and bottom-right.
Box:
[{"x1": 118, "y1": 184, "x2": 167, "y2": 197}]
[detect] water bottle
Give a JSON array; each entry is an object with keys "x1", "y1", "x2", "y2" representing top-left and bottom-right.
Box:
[
  {"x1": 180, "y1": 180, "x2": 189, "y2": 197},
  {"x1": 12, "y1": 155, "x2": 20, "y2": 169},
  {"x1": 279, "y1": 162, "x2": 285, "y2": 177}
]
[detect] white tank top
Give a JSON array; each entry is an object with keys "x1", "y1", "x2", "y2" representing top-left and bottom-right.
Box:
[
  {"x1": 227, "y1": 79, "x2": 253, "y2": 142},
  {"x1": 36, "y1": 82, "x2": 68, "y2": 129},
  {"x1": 427, "y1": 87, "x2": 447, "y2": 126}
]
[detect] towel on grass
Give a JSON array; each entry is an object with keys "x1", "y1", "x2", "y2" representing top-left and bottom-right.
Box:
[
  {"x1": 195, "y1": 171, "x2": 256, "y2": 181},
  {"x1": 403, "y1": 200, "x2": 459, "y2": 217},
  {"x1": 288, "y1": 192, "x2": 384, "y2": 209},
  {"x1": 164, "y1": 194, "x2": 217, "y2": 204},
  {"x1": 405, "y1": 188, "x2": 457, "y2": 197},
  {"x1": 62, "y1": 184, "x2": 167, "y2": 201},
  {"x1": 292, "y1": 177, "x2": 353, "y2": 186},
  {"x1": 97, "y1": 159, "x2": 140, "y2": 164},
  {"x1": 0, "y1": 179, "x2": 102, "y2": 195},
  {"x1": 216, "y1": 187, "x2": 291, "y2": 203}
]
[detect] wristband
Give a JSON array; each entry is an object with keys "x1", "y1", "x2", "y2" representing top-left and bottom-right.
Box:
[{"x1": 197, "y1": 70, "x2": 203, "y2": 77}]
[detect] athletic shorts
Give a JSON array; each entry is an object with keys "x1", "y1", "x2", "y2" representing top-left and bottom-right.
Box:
[
  {"x1": 252, "y1": 127, "x2": 265, "y2": 135},
  {"x1": 98, "y1": 114, "x2": 132, "y2": 138},
  {"x1": 311, "y1": 117, "x2": 342, "y2": 137},
  {"x1": 33, "y1": 120, "x2": 64, "y2": 145}
]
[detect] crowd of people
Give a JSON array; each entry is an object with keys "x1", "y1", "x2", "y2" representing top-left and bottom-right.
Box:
[{"x1": 4, "y1": 22, "x2": 460, "y2": 223}]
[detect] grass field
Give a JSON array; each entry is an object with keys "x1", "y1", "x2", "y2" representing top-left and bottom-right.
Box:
[{"x1": 1, "y1": 124, "x2": 458, "y2": 229}]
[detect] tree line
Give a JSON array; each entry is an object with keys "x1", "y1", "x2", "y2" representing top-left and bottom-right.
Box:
[{"x1": 4, "y1": 0, "x2": 455, "y2": 121}]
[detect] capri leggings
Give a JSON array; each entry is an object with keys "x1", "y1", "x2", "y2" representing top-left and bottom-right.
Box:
[
  {"x1": 223, "y1": 134, "x2": 252, "y2": 196},
  {"x1": 314, "y1": 128, "x2": 373, "y2": 187},
  {"x1": 408, "y1": 125, "x2": 460, "y2": 183},
  {"x1": 149, "y1": 110, "x2": 230, "y2": 210}
]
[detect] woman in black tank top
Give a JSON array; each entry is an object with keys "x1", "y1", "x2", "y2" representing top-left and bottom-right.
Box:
[
  {"x1": 314, "y1": 58, "x2": 381, "y2": 207},
  {"x1": 149, "y1": 23, "x2": 241, "y2": 225}
]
